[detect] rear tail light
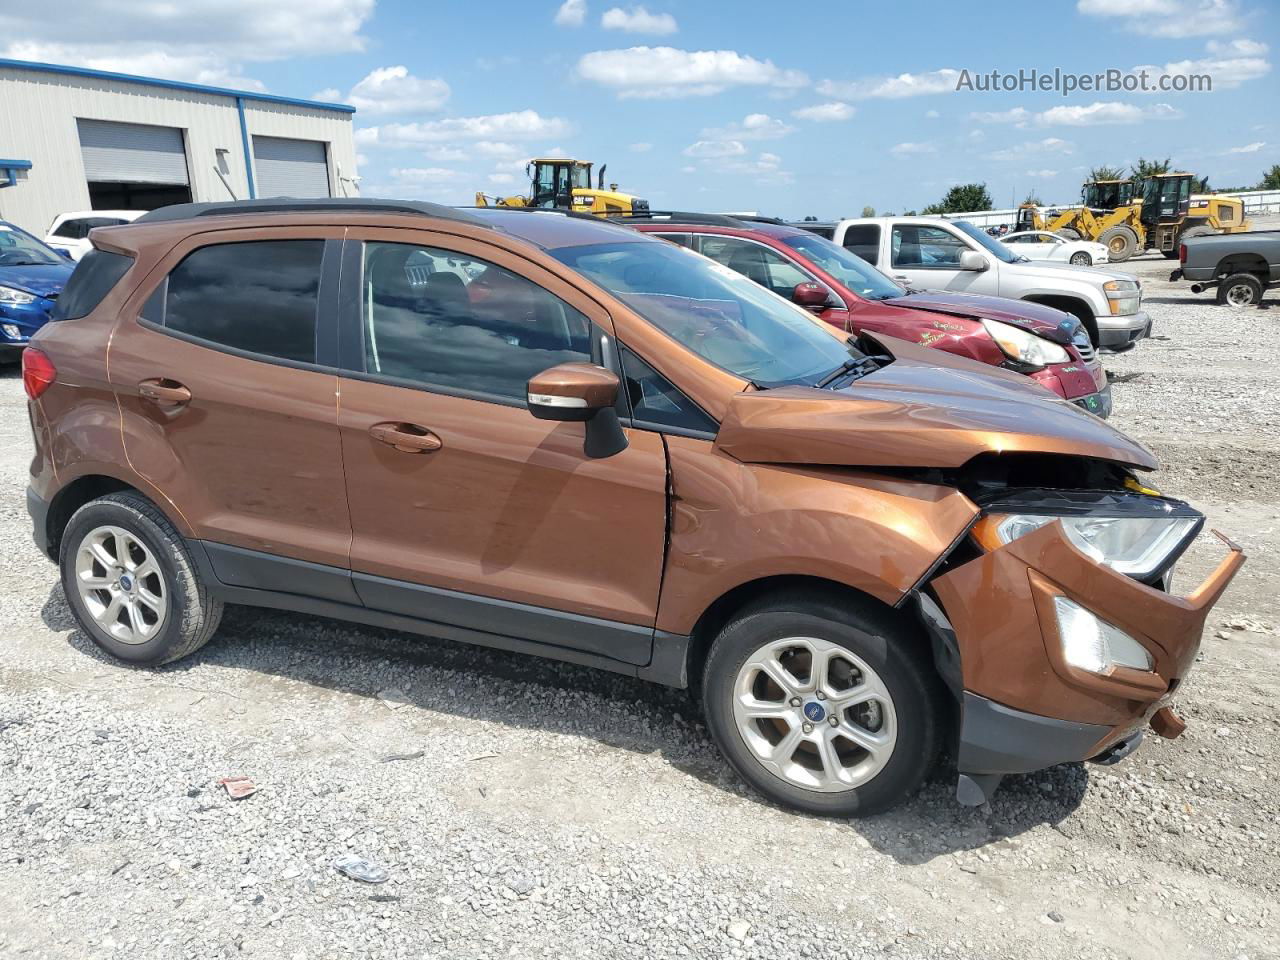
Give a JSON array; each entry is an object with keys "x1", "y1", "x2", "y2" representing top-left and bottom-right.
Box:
[
  {"x1": 22, "y1": 347, "x2": 56, "y2": 400},
  {"x1": 1179, "y1": 243, "x2": 1187, "y2": 264}
]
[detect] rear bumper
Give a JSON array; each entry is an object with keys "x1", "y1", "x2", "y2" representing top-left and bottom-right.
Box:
[{"x1": 27, "y1": 485, "x2": 52, "y2": 560}]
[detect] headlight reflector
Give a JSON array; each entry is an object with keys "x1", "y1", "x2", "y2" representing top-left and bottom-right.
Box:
[
  {"x1": 978, "y1": 513, "x2": 1199, "y2": 579},
  {"x1": 980, "y1": 318, "x2": 1071, "y2": 369},
  {"x1": 0, "y1": 285, "x2": 37, "y2": 305},
  {"x1": 1053, "y1": 596, "x2": 1153, "y2": 673}
]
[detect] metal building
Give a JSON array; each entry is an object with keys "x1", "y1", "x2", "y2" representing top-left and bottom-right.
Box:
[{"x1": 0, "y1": 59, "x2": 358, "y2": 236}]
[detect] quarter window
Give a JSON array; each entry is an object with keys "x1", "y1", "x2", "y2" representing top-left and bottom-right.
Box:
[
  {"x1": 163, "y1": 240, "x2": 322, "y2": 363},
  {"x1": 361, "y1": 241, "x2": 592, "y2": 401},
  {"x1": 840, "y1": 224, "x2": 880, "y2": 264},
  {"x1": 620, "y1": 347, "x2": 717, "y2": 434}
]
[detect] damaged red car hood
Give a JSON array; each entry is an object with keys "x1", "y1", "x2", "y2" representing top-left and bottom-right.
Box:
[
  {"x1": 715, "y1": 336, "x2": 1156, "y2": 470},
  {"x1": 885, "y1": 291, "x2": 1078, "y2": 343}
]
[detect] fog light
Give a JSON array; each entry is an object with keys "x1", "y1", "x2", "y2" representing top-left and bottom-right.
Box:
[
  {"x1": 1, "y1": 323, "x2": 20, "y2": 340},
  {"x1": 1052, "y1": 596, "x2": 1153, "y2": 674}
]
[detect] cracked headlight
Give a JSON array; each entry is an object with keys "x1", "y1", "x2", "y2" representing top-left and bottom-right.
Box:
[
  {"x1": 973, "y1": 492, "x2": 1202, "y2": 582},
  {"x1": 980, "y1": 319, "x2": 1070, "y2": 369}
]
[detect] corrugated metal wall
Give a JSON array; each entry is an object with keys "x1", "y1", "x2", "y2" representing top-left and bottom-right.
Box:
[{"x1": 0, "y1": 65, "x2": 357, "y2": 235}]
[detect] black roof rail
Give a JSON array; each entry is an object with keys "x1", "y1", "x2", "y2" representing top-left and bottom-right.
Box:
[
  {"x1": 729, "y1": 215, "x2": 788, "y2": 226},
  {"x1": 458, "y1": 205, "x2": 607, "y2": 223},
  {"x1": 133, "y1": 197, "x2": 491, "y2": 228},
  {"x1": 600, "y1": 210, "x2": 746, "y2": 226}
]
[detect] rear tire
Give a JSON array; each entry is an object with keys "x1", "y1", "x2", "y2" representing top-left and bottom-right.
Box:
[
  {"x1": 1098, "y1": 225, "x2": 1138, "y2": 262},
  {"x1": 700, "y1": 590, "x2": 940, "y2": 817},
  {"x1": 1216, "y1": 273, "x2": 1263, "y2": 308},
  {"x1": 59, "y1": 492, "x2": 223, "y2": 665}
]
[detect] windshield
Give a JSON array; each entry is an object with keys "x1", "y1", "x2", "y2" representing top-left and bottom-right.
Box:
[
  {"x1": 781, "y1": 233, "x2": 904, "y2": 301},
  {"x1": 572, "y1": 164, "x2": 591, "y2": 189},
  {"x1": 0, "y1": 223, "x2": 64, "y2": 266},
  {"x1": 952, "y1": 220, "x2": 1023, "y2": 264},
  {"x1": 550, "y1": 240, "x2": 859, "y2": 388}
]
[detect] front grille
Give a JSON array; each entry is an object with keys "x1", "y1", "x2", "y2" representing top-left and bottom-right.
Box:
[{"x1": 1072, "y1": 330, "x2": 1096, "y2": 363}]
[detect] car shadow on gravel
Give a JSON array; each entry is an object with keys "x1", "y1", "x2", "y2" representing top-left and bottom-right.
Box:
[{"x1": 42, "y1": 589, "x2": 1087, "y2": 864}]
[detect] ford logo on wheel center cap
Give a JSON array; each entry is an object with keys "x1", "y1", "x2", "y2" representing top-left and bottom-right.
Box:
[{"x1": 802, "y1": 701, "x2": 826, "y2": 723}]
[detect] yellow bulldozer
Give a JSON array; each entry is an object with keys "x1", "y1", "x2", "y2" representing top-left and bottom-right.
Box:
[
  {"x1": 1016, "y1": 173, "x2": 1249, "y2": 262},
  {"x1": 475, "y1": 157, "x2": 649, "y2": 216}
]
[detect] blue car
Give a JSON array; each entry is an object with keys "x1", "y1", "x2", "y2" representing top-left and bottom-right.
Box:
[{"x1": 0, "y1": 220, "x2": 74, "y2": 362}]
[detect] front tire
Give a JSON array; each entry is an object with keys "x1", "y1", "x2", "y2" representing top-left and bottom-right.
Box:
[
  {"x1": 1098, "y1": 225, "x2": 1138, "y2": 262},
  {"x1": 1069, "y1": 251, "x2": 1092, "y2": 266},
  {"x1": 60, "y1": 492, "x2": 223, "y2": 665},
  {"x1": 701, "y1": 591, "x2": 940, "y2": 817}
]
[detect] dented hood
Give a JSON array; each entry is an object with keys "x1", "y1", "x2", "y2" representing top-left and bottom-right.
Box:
[
  {"x1": 885, "y1": 291, "x2": 1078, "y2": 343},
  {"x1": 715, "y1": 336, "x2": 1157, "y2": 471}
]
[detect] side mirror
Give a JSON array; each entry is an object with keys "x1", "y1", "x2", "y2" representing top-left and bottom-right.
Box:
[
  {"x1": 958, "y1": 250, "x2": 988, "y2": 272},
  {"x1": 527, "y1": 362, "x2": 628, "y2": 459},
  {"x1": 791, "y1": 281, "x2": 832, "y2": 309},
  {"x1": 59, "y1": 248, "x2": 74, "y2": 259}
]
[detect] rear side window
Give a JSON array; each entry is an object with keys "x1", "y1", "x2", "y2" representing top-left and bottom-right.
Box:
[
  {"x1": 52, "y1": 250, "x2": 135, "y2": 320},
  {"x1": 162, "y1": 240, "x2": 323, "y2": 363},
  {"x1": 841, "y1": 224, "x2": 880, "y2": 265}
]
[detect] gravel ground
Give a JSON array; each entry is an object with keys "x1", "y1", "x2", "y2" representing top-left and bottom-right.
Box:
[{"x1": 1, "y1": 226, "x2": 1277, "y2": 960}]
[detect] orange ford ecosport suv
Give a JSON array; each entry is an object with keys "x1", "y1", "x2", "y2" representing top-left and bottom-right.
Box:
[{"x1": 23, "y1": 199, "x2": 1243, "y2": 815}]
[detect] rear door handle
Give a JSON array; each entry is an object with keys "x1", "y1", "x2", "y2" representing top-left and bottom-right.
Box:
[
  {"x1": 138, "y1": 378, "x2": 192, "y2": 406},
  {"x1": 369, "y1": 422, "x2": 442, "y2": 454}
]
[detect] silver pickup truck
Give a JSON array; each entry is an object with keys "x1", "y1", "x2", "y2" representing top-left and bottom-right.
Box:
[{"x1": 1171, "y1": 230, "x2": 1280, "y2": 306}]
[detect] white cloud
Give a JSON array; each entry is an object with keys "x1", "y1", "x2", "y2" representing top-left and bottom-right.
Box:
[
  {"x1": 554, "y1": 0, "x2": 587, "y2": 27},
  {"x1": 818, "y1": 68, "x2": 960, "y2": 100},
  {"x1": 683, "y1": 140, "x2": 748, "y2": 158},
  {"x1": 925, "y1": 109, "x2": 940, "y2": 119},
  {"x1": 1036, "y1": 101, "x2": 1181, "y2": 125},
  {"x1": 424, "y1": 145, "x2": 468, "y2": 162},
  {"x1": 1226, "y1": 141, "x2": 1266, "y2": 153},
  {"x1": 328, "y1": 65, "x2": 450, "y2": 115},
  {"x1": 1134, "y1": 38, "x2": 1270, "y2": 91},
  {"x1": 701, "y1": 113, "x2": 794, "y2": 141},
  {"x1": 601, "y1": 6, "x2": 678, "y2": 34},
  {"x1": 358, "y1": 110, "x2": 572, "y2": 147},
  {"x1": 488, "y1": 172, "x2": 516, "y2": 184},
  {"x1": 473, "y1": 141, "x2": 524, "y2": 156},
  {"x1": 680, "y1": 165, "x2": 697, "y2": 174},
  {"x1": 792, "y1": 102, "x2": 856, "y2": 122},
  {"x1": 577, "y1": 46, "x2": 808, "y2": 99},
  {"x1": 1077, "y1": 0, "x2": 1245, "y2": 37},
  {"x1": 1024, "y1": 169, "x2": 1059, "y2": 178},
  {"x1": 391, "y1": 167, "x2": 462, "y2": 182},
  {"x1": 0, "y1": 0, "x2": 373, "y2": 89},
  {"x1": 970, "y1": 107, "x2": 1032, "y2": 125},
  {"x1": 629, "y1": 141, "x2": 653, "y2": 152},
  {"x1": 890, "y1": 141, "x2": 936, "y2": 155}
]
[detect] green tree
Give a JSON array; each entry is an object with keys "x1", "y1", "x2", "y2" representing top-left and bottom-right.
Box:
[
  {"x1": 1260, "y1": 164, "x2": 1280, "y2": 190},
  {"x1": 902, "y1": 209, "x2": 917, "y2": 216},
  {"x1": 1088, "y1": 165, "x2": 1125, "y2": 182},
  {"x1": 1130, "y1": 157, "x2": 1172, "y2": 179},
  {"x1": 861, "y1": 205, "x2": 876, "y2": 217},
  {"x1": 1022, "y1": 190, "x2": 1043, "y2": 206},
  {"x1": 1191, "y1": 175, "x2": 1211, "y2": 193},
  {"x1": 920, "y1": 183, "x2": 992, "y2": 215}
]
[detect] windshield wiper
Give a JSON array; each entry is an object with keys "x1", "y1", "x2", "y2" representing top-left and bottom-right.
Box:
[{"x1": 817, "y1": 354, "x2": 888, "y2": 388}]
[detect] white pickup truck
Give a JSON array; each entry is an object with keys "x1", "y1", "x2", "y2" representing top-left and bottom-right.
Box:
[{"x1": 808, "y1": 216, "x2": 1151, "y2": 351}]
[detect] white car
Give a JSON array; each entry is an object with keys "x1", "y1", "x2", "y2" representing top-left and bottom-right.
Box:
[
  {"x1": 45, "y1": 210, "x2": 146, "y2": 260},
  {"x1": 1001, "y1": 230, "x2": 1109, "y2": 267}
]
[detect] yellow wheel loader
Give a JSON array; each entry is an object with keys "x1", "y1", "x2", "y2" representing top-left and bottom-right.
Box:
[{"x1": 475, "y1": 158, "x2": 649, "y2": 216}]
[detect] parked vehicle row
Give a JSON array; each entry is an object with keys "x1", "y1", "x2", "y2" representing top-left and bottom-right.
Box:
[
  {"x1": 800, "y1": 216, "x2": 1151, "y2": 352},
  {"x1": 24, "y1": 198, "x2": 1243, "y2": 818},
  {"x1": 626, "y1": 213, "x2": 1111, "y2": 417}
]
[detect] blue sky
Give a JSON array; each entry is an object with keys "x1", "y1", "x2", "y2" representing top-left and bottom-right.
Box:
[{"x1": 2, "y1": 0, "x2": 1275, "y2": 216}]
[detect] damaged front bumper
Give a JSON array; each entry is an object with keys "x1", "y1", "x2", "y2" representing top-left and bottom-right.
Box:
[{"x1": 925, "y1": 520, "x2": 1244, "y2": 805}]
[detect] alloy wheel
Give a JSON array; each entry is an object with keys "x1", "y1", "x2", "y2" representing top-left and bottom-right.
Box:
[
  {"x1": 74, "y1": 525, "x2": 168, "y2": 644},
  {"x1": 732, "y1": 636, "x2": 897, "y2": 793},
  {"x1": 1070, "y1": 252, "x2": 1091, "y2": 266}
]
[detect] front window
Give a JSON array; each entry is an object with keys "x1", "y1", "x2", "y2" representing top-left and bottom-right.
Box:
[
  {"x1": 550, "y1": 240, "x2": 858, "y2": 388},
  {"x1": 780, "y1": 233, "x2": 904, "y2": 301},
  {"x1": 0, "y1": 223, "x2": 65, "y2": 266},
  {"x1": 951, "y1": 220, "x2": 1023, "y2": 263}
]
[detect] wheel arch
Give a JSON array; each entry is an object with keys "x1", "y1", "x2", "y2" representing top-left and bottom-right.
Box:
[
  {"x1": 1215, "y1": 253, "x2": 1268, "y2": 280},
  {"x1": 44, "y1": 472, "x2": 189, "y2": 562},
  {"x1": 682, "y1": 575, "x2": 926, "y2": 694}
]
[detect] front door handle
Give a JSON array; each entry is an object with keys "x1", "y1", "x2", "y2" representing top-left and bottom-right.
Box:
[
  {"x1": 369, "y1": 422, "x2": 442, "y2": 454},
  {"x1": 138, "y1": 378, "x2": 192, "y2": 406}
]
